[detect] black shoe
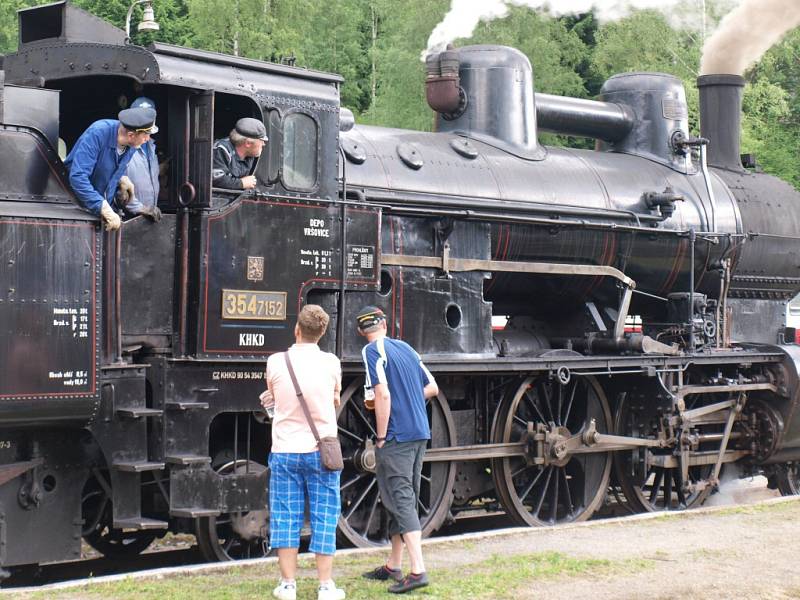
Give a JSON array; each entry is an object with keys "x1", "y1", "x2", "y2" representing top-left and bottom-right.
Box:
[
  {"x1": 388, "y1": 572, "x2": 429, "y2": 594},
  {"x1": 362, "y1": 564, "x2": 403, "y2": 582}
]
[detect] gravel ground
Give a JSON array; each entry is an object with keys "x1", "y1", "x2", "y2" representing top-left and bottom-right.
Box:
[
  {"x1": 9, "y1": 478, "x2": 796, "y2": 599},
  {"x1": 420, "y1": 478, "x2": 798, "y2": 600}
]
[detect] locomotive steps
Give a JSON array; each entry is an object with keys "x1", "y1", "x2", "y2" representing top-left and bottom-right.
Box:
[{"x1": 6, "y1": 490, "x2": 799, "y2": 598}]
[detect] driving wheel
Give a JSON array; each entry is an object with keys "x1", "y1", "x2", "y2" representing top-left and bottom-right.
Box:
[{"x1": 490, "y1": 374, "x2": 612, "y2": 526}]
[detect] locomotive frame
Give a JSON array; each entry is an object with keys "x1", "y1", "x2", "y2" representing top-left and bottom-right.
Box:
[{"x1": 2, "y1": 1, "x2": 800, "y2": 574}]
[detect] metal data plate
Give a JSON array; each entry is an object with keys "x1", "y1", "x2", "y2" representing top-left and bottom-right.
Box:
[{"x1": 220, "y1": 290, "x2": 287, "y2": 321}]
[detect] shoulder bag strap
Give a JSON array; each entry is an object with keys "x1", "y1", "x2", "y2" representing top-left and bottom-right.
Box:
[{"x1": 283, "y1": 351, "x2": 321, "y2": 443}]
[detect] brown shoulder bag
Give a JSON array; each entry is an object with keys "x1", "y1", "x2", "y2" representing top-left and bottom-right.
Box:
[{"x1": 283, "y1": 352, "x2": 344, "y2": 471}]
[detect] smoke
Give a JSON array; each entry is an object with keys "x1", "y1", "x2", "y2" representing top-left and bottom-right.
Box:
[
  {"x1": 426, "y1": 0, "x2": 696, "y2": 56},
  {"x1": 700, "y1": 0, "x2": 800, "y2": 75},
  {"x1": 425, "y1": 0, "x2": 800, "y2": 76},
  {"x1": 703, "y1": 472, "x2": 779, "y2": 507}
]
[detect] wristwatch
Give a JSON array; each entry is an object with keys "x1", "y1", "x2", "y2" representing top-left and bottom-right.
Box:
[{"x1": 376, "y1": 437, "x2": 386, "y2": 443}]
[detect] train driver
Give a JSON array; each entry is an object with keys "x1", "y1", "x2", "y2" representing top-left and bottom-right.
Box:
[
  {"x1": 64, "y1": 107, "x2": 158, "y2": 231},
  {"x1": 212, "y1": 117, "x2": 268, "y2": 190}
]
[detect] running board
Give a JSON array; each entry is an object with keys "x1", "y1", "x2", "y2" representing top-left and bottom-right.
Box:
[
  {"x1": 113, "y1": 517, "x2": 168, "y2": 530},
  {"x1": 170, "y1": 507, "x2": 221, "y2": 518}
]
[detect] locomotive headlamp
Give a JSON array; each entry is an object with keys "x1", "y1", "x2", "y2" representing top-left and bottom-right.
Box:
[
  {"x1": 125, "y1": 0, "x2": 160, "y2": 41},
  {"x1": 138, "y1": 3, "x2": 160, "y2": 33}
]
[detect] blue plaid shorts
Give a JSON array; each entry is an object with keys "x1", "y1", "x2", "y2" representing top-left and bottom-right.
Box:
[{"x1": 268, "y1": 451, "x2": 341, "y2": 555}]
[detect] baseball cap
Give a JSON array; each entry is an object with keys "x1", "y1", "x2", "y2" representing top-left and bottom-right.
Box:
[{"x1": 356, "y1": 306, "x2": 386, "y2": 332}]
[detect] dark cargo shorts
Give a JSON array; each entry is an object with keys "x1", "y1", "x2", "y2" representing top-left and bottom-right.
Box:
[{"x1": 375, "y1": 438, "x2": 427, "y2": 537}]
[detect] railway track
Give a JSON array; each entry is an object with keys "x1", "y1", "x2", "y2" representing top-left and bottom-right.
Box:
[{"x1": 2, "y1": 477, "x2": 779, "y2": 590}]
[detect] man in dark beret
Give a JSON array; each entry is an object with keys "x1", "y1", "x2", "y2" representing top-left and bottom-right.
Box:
[
  {"x1": 212, "y1": 117, "x2": 268, "y2": 190},
  {"x1": 64, "y1": 106, "x2": 158, "y2": 231}
]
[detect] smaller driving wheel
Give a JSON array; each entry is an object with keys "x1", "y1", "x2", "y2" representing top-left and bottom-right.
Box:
[
  {"x1": 195, "y1": 459, "x2": 269, "y2": 561},
  {"x1": 773, "y1": 462, "x2": 800, "y2": 496},
  {"x1": 82, "y1": 472, "x2": 158, "y2": 558},
  {"x1": 614, "y1": 388, "x2": 717, "y2": 512}
]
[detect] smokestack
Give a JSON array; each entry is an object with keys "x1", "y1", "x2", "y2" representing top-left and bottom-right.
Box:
[{"x1": 697, "y1": 74, "x2": 745, "y2": 172}]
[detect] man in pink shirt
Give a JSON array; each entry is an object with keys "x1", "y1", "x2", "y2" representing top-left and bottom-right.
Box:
[{"x1": 261, "y1": 305, "x2": 345, "y2": 600}]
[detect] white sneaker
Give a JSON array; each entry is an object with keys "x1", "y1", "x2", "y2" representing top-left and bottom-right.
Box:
[
  {"x1": 317, "y1": 582, "x2": 346, "y2": 600},
  {"x1": 273, "y1": 581, "x2": 297, "y2": 600}
]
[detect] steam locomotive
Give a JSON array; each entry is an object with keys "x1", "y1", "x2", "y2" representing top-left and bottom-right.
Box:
[{"x1": 2, "y1": 1, "x2": 800, "y2": 575}]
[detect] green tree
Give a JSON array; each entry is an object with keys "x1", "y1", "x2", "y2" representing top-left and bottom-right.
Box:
[
  {"x1": 591, "y1": 9, "x2": 702, "y2": 84},
  {"x1": 741, "y1": 29, "x2": 800, "y2": 188},
  {"x1": 0, "y1": 0, "x2": 52, "y2": 54},
  {"x1": 467, "y1": 7, "x2": 589, "y2": 98},
  {"x1": 591, "y1": 9, "x2": 702, "y2": 133},
  {"x1": 465, "y1": 7, "x2": 592, "y2": 148},
  {"x1": 294, "y1": 0, "x2": 371, "y2": 112},
  {"x1": 0, "y1": 0, "x2": 190, "y2": 53},
  {"x1": 73, "y1": 0, "x2": 191, "y2": 46},
  {"x1": 359, "y1": 0, "x2": 450, "y2": 131}
]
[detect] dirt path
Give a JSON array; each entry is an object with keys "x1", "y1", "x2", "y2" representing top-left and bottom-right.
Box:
[{"x1": 419, "y1": 483, "x2": 799, "y2": 599}]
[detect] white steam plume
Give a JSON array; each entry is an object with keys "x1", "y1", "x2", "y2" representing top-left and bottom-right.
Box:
[
  {"x1": 700, "y1": 0, "x2": 800, "y2": 75},
  {"x1": 426, "y1": 0, "x2": 695, "y2": 56}
]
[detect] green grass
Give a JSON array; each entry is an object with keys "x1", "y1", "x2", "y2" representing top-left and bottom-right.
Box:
[
  {"x1": 10, "y1": 552, "x2": 653, "y2": 600},
  {"x1": 711, "y1": 498, "x2": 800, "y2": 517},
  {"x1": 626, "y1": 497, "x2": 800, "y2": 523}
]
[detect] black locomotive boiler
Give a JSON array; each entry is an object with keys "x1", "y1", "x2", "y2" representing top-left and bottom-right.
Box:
[{"x1": 2, "y1": 1, "x2": 800, "y2": 575}]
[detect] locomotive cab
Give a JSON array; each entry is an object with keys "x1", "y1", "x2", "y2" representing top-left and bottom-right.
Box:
[{"x1": 0, "y1": 0, "x2": 378, "y2": 571}]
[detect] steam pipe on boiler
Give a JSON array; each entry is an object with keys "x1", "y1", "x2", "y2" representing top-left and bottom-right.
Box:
[
  {"x1": 535, "y1": 93, "x2": 635, "y2": 142},
  {"x1": 363, "y1": 189, "x2": 655, "y2": 225}
]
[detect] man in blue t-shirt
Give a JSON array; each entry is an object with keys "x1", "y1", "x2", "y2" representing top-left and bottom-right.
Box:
[{"x1": 356, "y1": 306, "x2": 437, "y2": 594}]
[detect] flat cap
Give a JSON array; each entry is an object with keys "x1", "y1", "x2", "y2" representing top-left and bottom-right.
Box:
[
  {"x1": 235, "y1": 117, "x2": 268, "y2": 141},
  {"x1": 356, "y1": 305, "x2": 386, "y2": 332},
  {"x1": 118, "y1": 107, "x2": 158, "y2": 134}
]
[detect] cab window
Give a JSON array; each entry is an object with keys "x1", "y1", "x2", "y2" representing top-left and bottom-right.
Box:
[
  {"x1": 282, "y1": 113, "x2": 317, "y2": 190},
  {"x1": 267, "y1": 109, "x2": 281, "y2": 183}
]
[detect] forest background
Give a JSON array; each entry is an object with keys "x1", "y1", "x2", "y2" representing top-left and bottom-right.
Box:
[{"x1": 1, "y1": 0, "x2": 799, "y2": 188}]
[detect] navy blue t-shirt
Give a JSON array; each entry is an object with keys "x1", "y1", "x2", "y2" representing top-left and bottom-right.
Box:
[{"x1": 361, "y1": 337, "x2": 433, "y2": 442}]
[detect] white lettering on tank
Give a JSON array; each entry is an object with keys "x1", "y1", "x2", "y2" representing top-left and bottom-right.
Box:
[{"x1": 239, "y1": 333, "x2": 265, "y2": 347}]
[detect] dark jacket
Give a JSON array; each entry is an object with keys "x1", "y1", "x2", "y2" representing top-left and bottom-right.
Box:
[{"x1": 212, "y1": 138, "x2": 255, "y2": 189}]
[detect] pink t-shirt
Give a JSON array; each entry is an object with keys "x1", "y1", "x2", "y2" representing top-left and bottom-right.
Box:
[{"x1": 267, "y1": 343, "x2": 341, "y2": 453}]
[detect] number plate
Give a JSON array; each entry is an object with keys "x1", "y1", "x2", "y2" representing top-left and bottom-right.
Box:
[{"x1": 221, "y1": 290, "x2": 287, "y2": 320}]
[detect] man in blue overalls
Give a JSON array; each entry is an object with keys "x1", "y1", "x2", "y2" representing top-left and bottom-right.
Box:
[{"x1": 64, "y1": 106, "x2": 158, "y2": 230}]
